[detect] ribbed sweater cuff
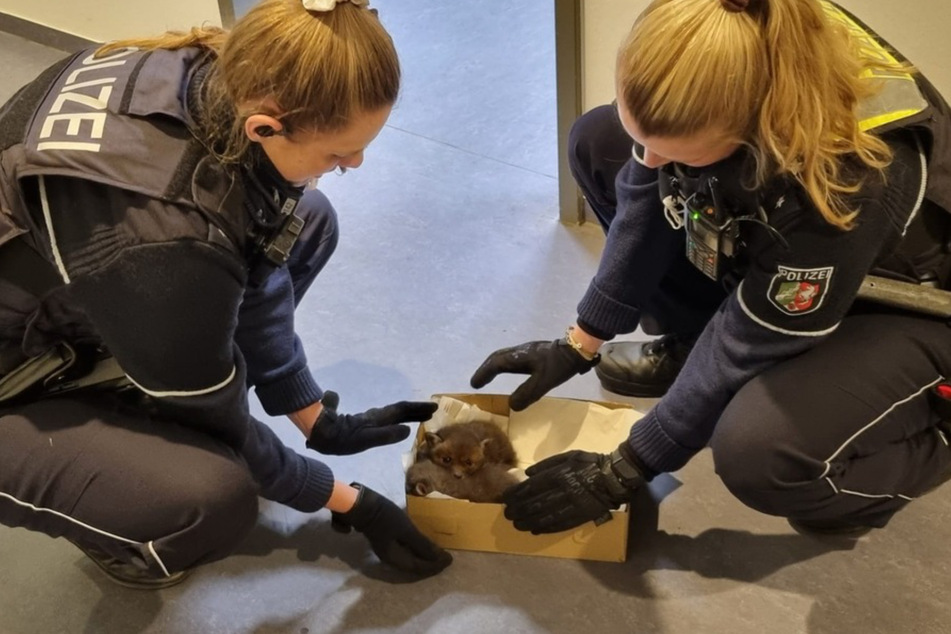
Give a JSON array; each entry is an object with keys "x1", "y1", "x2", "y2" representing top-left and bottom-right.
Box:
[
  {"x1": 576, "y1": 281, "x2": 641, "y2": 337},
  {"x1": 256, "y1": 367, "x2": 323, "y2": 416},
  {"x1": 576, "y1": 317, "x2": 615, "y2": 342},
  {"x1": 286, "y1": 457, "x2": 335, "y2": 512},
  {"x1": 626, "y1": 409, "x2": 701, "y2": 475}
]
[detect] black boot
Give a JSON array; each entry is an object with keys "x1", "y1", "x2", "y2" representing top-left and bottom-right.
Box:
[
  {"x1": 70, "y1": 539, "x2": 190, "y2": 590},
  {"x1": 594, "y1": 333, "x2": 697, "y2": 398},
  {"x1": 787, "y1": 518, "x2": 873, "y2": 539}
]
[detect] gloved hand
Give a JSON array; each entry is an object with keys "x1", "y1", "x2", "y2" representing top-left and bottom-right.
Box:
[
  {"x1": 331, "y1": 483, "x2": 453, "y2": 576},
  {"x1": 469, "y1": 338, "x2": 599, "y2": 411},
  {"x1": 503, "y1": 445, "x2": 646, "y2": 534},
  {"x1": 306, "y1": 391, "x2": 437, "y2": 455}
]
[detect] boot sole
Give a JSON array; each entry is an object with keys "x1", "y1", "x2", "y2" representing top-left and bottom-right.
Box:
[
  {"x1": 71, "y1": 540, "x2": 191, "y2": 590},
  {"x1": 595, "y1": 367, "x2": 670, "y2": 398}
]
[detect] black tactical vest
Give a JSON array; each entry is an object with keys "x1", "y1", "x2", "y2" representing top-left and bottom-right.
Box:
[{"x1": 0, "y1": 46, "x2": 250, "y2": 366}]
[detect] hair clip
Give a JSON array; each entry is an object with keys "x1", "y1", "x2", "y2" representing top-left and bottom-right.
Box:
[{"x1": 303, "y1": 0, "x2": 369, "y2": 12}]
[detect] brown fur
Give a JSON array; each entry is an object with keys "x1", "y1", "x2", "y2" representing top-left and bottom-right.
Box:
[
  {"x1": 420, "y1": 421, "x2": 517, "y2": 479},
  {"x1": 406, "y1": 460, "x2": 518, "y2": 503}
]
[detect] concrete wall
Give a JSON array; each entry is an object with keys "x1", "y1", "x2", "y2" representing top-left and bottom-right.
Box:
[{"x1": 1, "y1": 0, "x2": 224, "y2": 43}]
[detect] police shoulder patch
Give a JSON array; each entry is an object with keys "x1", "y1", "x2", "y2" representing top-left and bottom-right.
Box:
[{"x1": 767, "y1": 265, "x2": 835, "y2": 316}]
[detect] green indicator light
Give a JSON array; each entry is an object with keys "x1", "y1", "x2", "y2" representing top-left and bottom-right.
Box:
[{"x1": 692, "y1": 212, "x2": 701, "y2": 220}]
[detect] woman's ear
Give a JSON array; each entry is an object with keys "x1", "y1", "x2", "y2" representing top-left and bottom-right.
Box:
[{"x1": 244, "y1": 113, "x2": 285, "y2": 142}]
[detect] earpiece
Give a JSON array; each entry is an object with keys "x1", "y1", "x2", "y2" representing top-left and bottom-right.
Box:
[
  {"x1": 247, "y1": 115, "x2": 290, "y2": 141},
  {"x1": 255, "y1": 125, "x2": 279, "y2": 138}
]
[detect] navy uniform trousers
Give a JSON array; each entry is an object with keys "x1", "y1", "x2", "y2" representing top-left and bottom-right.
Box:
[
  {"x1": 570, "y1": 105, "x2": 951, "y2": 528},
  {"x1": 0, "y1": 190, "x2": 338, "y2": 576}
]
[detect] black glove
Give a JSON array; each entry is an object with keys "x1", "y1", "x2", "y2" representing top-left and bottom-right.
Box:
[
  {"x1": 502, "y1": 445, "x2": 646, "y2": 534},
  {"x1": 331, "y1": 483, "x2": 453, "y2": 576},
  {"x1": 306, "y1": 391, "x2": 437, "y2": 455},
  {"x1": 469, "y1": 338, "x2": 600, "y2": 411}
]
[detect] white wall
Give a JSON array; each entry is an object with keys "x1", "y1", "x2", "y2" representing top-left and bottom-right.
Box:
[
  {"x1": 581, "y1": 0, "x2": 648, "y2": 111},
  {"x1": 581, "y1": 0, "x2": 951, "y2": 112},
  {"x1": 2, "y1": 0, "x2": 223, "y2": 43}
]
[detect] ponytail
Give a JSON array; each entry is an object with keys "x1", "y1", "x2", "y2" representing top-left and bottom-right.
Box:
[
  {"x1": 755, "y1": 0, "x2": 894, "y2": 228},
  {"x1": 95, "y1": 27, "x2": 227, "y2": 57}
]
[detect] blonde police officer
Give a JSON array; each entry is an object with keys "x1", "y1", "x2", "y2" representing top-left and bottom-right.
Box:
[{"x1": 472, "y1": 0, "x2": 951, "y2": 536}]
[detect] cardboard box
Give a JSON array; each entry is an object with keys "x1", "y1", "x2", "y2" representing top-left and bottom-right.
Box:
[{"x1": 405, "y1": 393, "x2": 641, "y2": 562}]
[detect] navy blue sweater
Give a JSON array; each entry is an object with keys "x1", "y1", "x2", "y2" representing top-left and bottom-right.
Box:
[{"x1": 578, "y1": 133, "x2": 928, "y2": 476}]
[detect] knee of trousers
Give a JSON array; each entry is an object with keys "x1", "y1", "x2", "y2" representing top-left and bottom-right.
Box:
[
  {"x1": 568, "y1": 104, "x2": 625, "y2": 186},
  {"x1": 710, "y1": 377, "x2": 814, "y2": 515},
  {"x1": 294, "y1": 188, "x2": 340, "y2": 263},
  {"x1": 169, "y1": 460, "x2": 260, "y2": 565}
]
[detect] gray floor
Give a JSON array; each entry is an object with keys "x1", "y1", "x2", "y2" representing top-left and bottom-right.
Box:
[{"x1": 2, "y1": 2, "x2": 951, "y2": 633}]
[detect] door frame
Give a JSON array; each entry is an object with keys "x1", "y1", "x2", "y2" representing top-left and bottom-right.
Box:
[{"x1": 554, "y1": 0, "x2": 585, "y2": 224}]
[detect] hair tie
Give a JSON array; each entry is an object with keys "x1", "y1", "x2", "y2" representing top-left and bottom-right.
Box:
[
  {"x1": 303, "y1": 0, "x2": 369, "y2": 12},
  {"x1": 719, "y1": 0, "x2": 749, "y2": 12}
]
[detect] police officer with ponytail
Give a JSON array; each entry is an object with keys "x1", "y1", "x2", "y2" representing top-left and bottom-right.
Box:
[
  {"x1": 473, "y1": 0, "x2": 951, "y2": 536},
  {"x1": 0, "y1": 0, "x2": 451, "y2": 588}
]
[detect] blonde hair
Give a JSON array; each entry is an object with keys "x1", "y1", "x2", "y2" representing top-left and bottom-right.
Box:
[
  {"x1": 617, "y1": 0, "x2": 904, "y2": 229},
  {"x1": 97, "y1": 0, "x2": 400, "y2": 162}
]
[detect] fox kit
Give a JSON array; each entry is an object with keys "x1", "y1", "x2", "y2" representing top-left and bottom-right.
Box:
[
  {"x1": 406, "y1": 459, "x2": 518, "y2": 503},
  {"x1": 422, "y1": 420, "x2": 517, "y2": 478}
]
